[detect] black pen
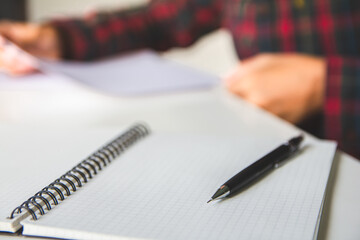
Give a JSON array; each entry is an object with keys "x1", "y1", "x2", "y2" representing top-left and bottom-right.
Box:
[{"x1": 207, "y1": 135, "x2": 304, "y2": 203}]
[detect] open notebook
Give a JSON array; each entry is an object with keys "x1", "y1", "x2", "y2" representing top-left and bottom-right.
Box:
[{"x1": 0, "y1": 123, "x2": 336, "y2": 240}]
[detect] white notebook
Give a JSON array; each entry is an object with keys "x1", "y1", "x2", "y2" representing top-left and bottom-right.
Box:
[{"x1": 0, "y1": 124, "x2": 336, "y2": 240}]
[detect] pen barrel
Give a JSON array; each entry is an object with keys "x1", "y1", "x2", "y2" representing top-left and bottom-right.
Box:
[{"x1": 225, "y1": 144, "x2": 293, "y2": 194}]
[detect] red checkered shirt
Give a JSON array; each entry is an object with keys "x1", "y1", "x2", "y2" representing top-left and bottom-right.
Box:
[{"x1": 50, "y1": 0, "x2": 360, "y2": 159}]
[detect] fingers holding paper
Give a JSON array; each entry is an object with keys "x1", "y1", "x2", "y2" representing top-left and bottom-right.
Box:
[
  {"x1": 224, "y1": 53, "x2": 326, "y2": 124},
  {"x1": 0, "y1": 21, "x2": 61, "y2": 76},
  {"x1": 0, "y1": 40, "x2": 36, "y2": 76}
]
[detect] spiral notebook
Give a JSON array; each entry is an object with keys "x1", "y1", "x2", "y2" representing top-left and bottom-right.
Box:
[{"x1": 0, "y1": 124, "x2": 336, "y2": 240}]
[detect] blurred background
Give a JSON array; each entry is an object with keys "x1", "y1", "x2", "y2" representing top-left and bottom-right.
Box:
[
  {"x1": 2, "y1": 0, "x2": 147, "y2": 22},
  {"x1": 0, "y1": 0, "x2": 238, "y2": 76},
  {"x1": 0, "y1": 0, "x2": 238, "y2": 128}
]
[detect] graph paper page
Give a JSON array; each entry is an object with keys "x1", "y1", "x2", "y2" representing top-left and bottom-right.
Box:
[
  {"x1": 0, "y1": 127, "x2": 124, "y2": 233},
  {"x1": 22, "y1": 134, "x2": 336, "y2": 240}
]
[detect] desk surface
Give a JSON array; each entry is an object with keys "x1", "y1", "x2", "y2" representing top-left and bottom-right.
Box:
[
  {"x1": 0, "y1": 82, "x2": 359, "y2": 239},
  {"x1": 0, "y1": 29, "x2": 359, "y2": 238}
]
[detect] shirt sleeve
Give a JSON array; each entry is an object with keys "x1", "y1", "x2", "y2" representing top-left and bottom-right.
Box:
[
  {"x1": 325, "y1": 56, "x2": 360, "y2": 158},
  {"x1": 49, "y1": 0, "x2": 224, "y2": 60}
]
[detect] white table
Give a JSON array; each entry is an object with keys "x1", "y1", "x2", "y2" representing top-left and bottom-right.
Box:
[
  {"x1": 0, "y1": 30, "x2": 359, "y2": 239},
  {"x1": 0, "y1": 80, "x2": 359, "y2": 239}
]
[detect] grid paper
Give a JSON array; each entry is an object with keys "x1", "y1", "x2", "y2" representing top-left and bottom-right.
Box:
[
  {"x1": 22, "y1": 134, "x2": 336, "y2": 240},
  {"x1": 0, "y1": 128, "x2": 122, "y2": 232}
]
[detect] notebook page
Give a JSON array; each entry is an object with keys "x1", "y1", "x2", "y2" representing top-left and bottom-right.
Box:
[
  {"x1": 0, "y1": 127, "x2": 125, "y2": 232},
  {"x1": 22, "y1": 134, "x2": 336, "y2": 240}
]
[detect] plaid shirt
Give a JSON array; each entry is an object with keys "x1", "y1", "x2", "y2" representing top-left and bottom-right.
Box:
[{"x1": 50, "y1": 0, "x2": 360, "y2": 159}]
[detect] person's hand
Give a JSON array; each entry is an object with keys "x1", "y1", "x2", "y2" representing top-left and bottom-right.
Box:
[
  {"x1": 0, "y1": 21, "x2": 61, "y2": 76},
  {"x1": 225, "y1": 53, "x2": 326, "y2": 124}
]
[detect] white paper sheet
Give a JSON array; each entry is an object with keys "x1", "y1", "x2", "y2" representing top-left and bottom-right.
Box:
[
  {"x1": 39, "y1": 51, "x2": 218, "y2": 96},
  {"x1": 20, "y1": 134, "x2": 336, "y2": 240}
]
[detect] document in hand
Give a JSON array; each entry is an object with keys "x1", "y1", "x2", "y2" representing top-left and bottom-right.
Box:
[
  {"x1": 39, "y1": 51, "x2": 218, "y2": 95},
  {"x1": 0, "y1": 34, "x2": 218, "y2": 95},
  {"x1": 0, "y1": 124, "x2": 336, "y2": 240}
]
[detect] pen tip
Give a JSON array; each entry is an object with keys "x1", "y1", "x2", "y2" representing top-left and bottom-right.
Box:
[
  {"x1": 289, "y1": 134, "x2": 304, "y2": 146},
  {"x1": 207, "y1": 199, "x2": 213, "y2": 203}
]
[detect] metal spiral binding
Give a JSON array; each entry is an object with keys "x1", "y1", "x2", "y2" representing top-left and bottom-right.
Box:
[{"x1": 9, "y1": 123, "x2": 150, "y2": 221}]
